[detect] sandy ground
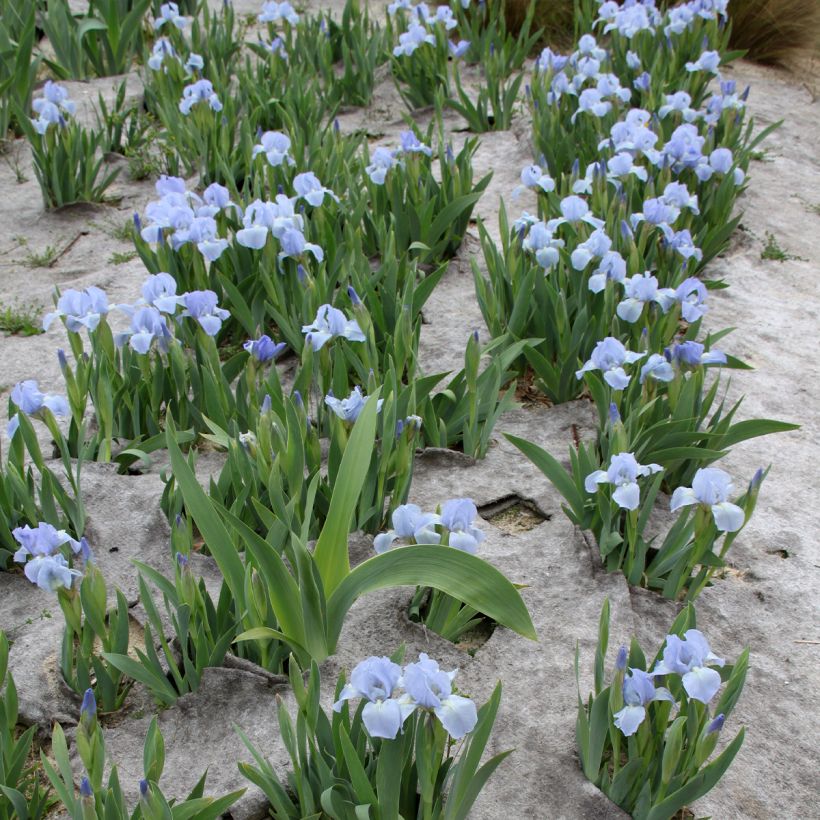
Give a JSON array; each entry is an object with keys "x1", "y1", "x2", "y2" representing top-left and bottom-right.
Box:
[{"x1": 0, "y1": 7, "x2": 818, "y2": 819}]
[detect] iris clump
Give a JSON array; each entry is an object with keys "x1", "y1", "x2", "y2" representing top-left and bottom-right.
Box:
[
  {"x1": 577, "y1": 600, "x2": 748, "y2": 819},
  {"x1": 20, "y1": 82, "x2": 120, "y2": 207},
  {"x1": 239, "y1": 654, "x2": 506, "y2": 818}
]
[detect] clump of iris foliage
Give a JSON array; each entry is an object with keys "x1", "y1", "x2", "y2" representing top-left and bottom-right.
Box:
[
  {"x1": 576, "y1": 600, "x2": 748, "y2": 819},
  {"x1": 0, "y1": 0, "x2": 790, "y2": 816}
]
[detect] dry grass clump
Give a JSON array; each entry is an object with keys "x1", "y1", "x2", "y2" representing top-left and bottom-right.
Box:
[
  {"x1": 502, "y1": 0, "x2": 820, "y2": 65},
  {"x1": 726, "y1": 0, "x2": 820, "y2": 64}
]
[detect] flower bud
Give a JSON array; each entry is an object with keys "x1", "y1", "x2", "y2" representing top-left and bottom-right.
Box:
[
  {"x1": 80, "y1": 688, "x2": 96, "y2": 728},
  {"x1": 615, "y1": 646, "x2": 628, "y2": 671}
]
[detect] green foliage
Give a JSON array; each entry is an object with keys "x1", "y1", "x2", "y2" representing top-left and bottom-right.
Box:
[
  {"x1": 104, "y1": 553, "x2": 235, "y2": 706},
  {"x1": 37, "y1": 0, "x2": 151, "y2": 80},
  {"x1": 508, "y1": 426, "x2": 771, "y2": 599},
  {"x1": 16, "y1": 112, "x2": 120, "y2": 210},
  {"x1": 0, "y1": 2, "x2": 40, "y2": 143},
  {"x1": 238, "y1": 658, "x2": 509, "y2": 820},
  {"x1": 42, "y1": 711, "x2": 244, "y2": 818},
  {"x1": 56, "y1": 563, "x2": 131, "y2": 712},
  {"x1": 166, "y1": 400, "x2": 535, "y2": 672},
  {"x1": 576, "y1": 601, "x2": 748, "y2": 818},
  {"x1": 760, "y1": 231, "x2": 804, "y2": 262},
  {"x1": 1, "y1": 409, "x2": 85, "y2": 570},
  {"x1": 0, "y1": 632, "x2": 55, "y2": 819},
  {"x1": 0, "y1": 302, "x2": 43, "y2": 336}
]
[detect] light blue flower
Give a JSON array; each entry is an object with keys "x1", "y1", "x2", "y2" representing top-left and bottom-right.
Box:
[
  {"x1": 665, "y1": 340, "x2": 726, "y2": 367},
  {"x1": 616, "y1": 272, "x2": 675, "y2": 322},
  {"x1": 588, "y1": 251, "x2": 626, "y2": 293},
  {"x1": 116, "y1": 307, "x2": 172, "y2": 354},
  {"x1": 278, "y1": 227, "x2": 324, "y2": 263},
  {"x1": 572, "y1": 89, "x2": 612, "y2": 124},
  {"x1": 324, "y1": 386, "x2": 383, "y2": 423},
  {"x1": 141, "y1": 273, "x2": 184, "y2": 314},
  {"x1": 148, "y1": 37, "x2": 177, "y2": 71},
  {"x1": 658, "y1": 90, "x2": 698, "y2": 121},
  {"x1": 440, "y1": 498, "x2": 485, "y2": 553},
  {"x1": 333, "y1": 656, "x2": 411, "y2": 740},
  {"x1": 43, "y1": 287, "x2": 109, "y2": 333},
  {"x1": 366, "y1": 147, "x2": 395, "y2": 185},
  {"x1": 252, "y1": 131, "x2": 294, "y2": 167},
  {"x1": 639, "y1": 353, "x2": 675, "y2": 384},
  {"x1": 23, "y1": 554, "x2": 82, "y2": 592},
  {"x1": 203, "y1": 182, "x2": 238, "y2": 214},
  {"x1": 662, "y1": 124, "x2": 705, "y2": 170},
  {"x1": 258, "y1": 0, "x2": 299, "y2": 24},
  {"x1": 670, "y1": 468, "x2": 745, "y2": 532},
  {"x1": 674, "y1": 277, "x2": 708, "y2": 322},
  {"x1": 301, "y1": 304, "x2": 365, "y2": 350},
  {"x1": 401, "y1": 654, "x2": 477, "y2": 739},
  {"x1": 613, "y1": 668, "x2": 675, "y2": 736},
  {"x1": 685, "y1": 50, "x2": 721, "y2": 74},
  {"x1": 398, "y1": 131, "x2": 432, "y2": 156},
  {"x1": 180, "y1": 290, "x2": 230, "y2": 336},
  {"x1": 8, "y1": 380, "x2": 69, "y2": 439},
  {"x1": 393, "y1": 23, "x2": 436, "y2": 57},
  {"x1": 293, "y1": 172, "x2": 338, "y2": 207},
  {"x1": 576, "y1": 337, "x2": 644, "y2": 389},
  {"x1": 448, "y1": 39, "x2": 470, "y2": 58},
  {"x1": 520, "y1": 164, "x2": 556, "y2": 193},
  {"x1": 184, "y1": 53, "x2": 204, "y2": 74},
  {"x1": 260, "y1": 36, "x2": 288, "y2": 59},
  {"x1": 606, "y1": 152, "x2": 648, "y2": 183},
  {"x1": 31, "y1": 81, "x2": 75, "y2": 133},
  {"x1": 535, "y1": 46, "x2": 568, "y2": 73},
  {"x1": 12, "y1": 522, "x2": 81, "y2": 563},
  {"x1": 652, "y1": 629, "x2": 725, "y2": 703},
  {"x1": 179, "y1": 79, "x2": 222, "y2": 114},
  {"x1": 571, "y1": 229, "x2": 612, "y2": 271},
  {"x1": 631, "y1": 197, "x2": 680, "y2": 230},
  {"x1": 585, "y1": 452, "x2": 662, "y2": 510},
  {"x1": 244, "y1": 335, "x2": 286, "y2": 362},
  {"x1": 522, "y1": 222, "x2": 565, "y2": 271},
  {"x1": 154, "y1": 2, "x2": 188, "y2": 29},
  {"x1": 556, "y1": 195, "x2": 605, "y2": 229},
  {"x1": 373, "y1": 504, "x2": 441, "y2": 553},
  {"x1": 661, "y1": 227, "x2": 703, "y2": 262}
]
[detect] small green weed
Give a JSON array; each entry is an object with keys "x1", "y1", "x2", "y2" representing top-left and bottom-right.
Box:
[
  {"x1": 760, "y1": 231, "x2": 805, "y2": 262},
  {"x1": 108, "y1": 250, "x2": 137, "y2": 265},
  {"x1": 0, "y1": 301, "x2": 43, "y2": 335},
  {"x1": 23, "y1": 244, "x2": 59, "y2": 267},
  {"x1": 750, "y1": 149, "x2": 774, "y2": 162}
]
